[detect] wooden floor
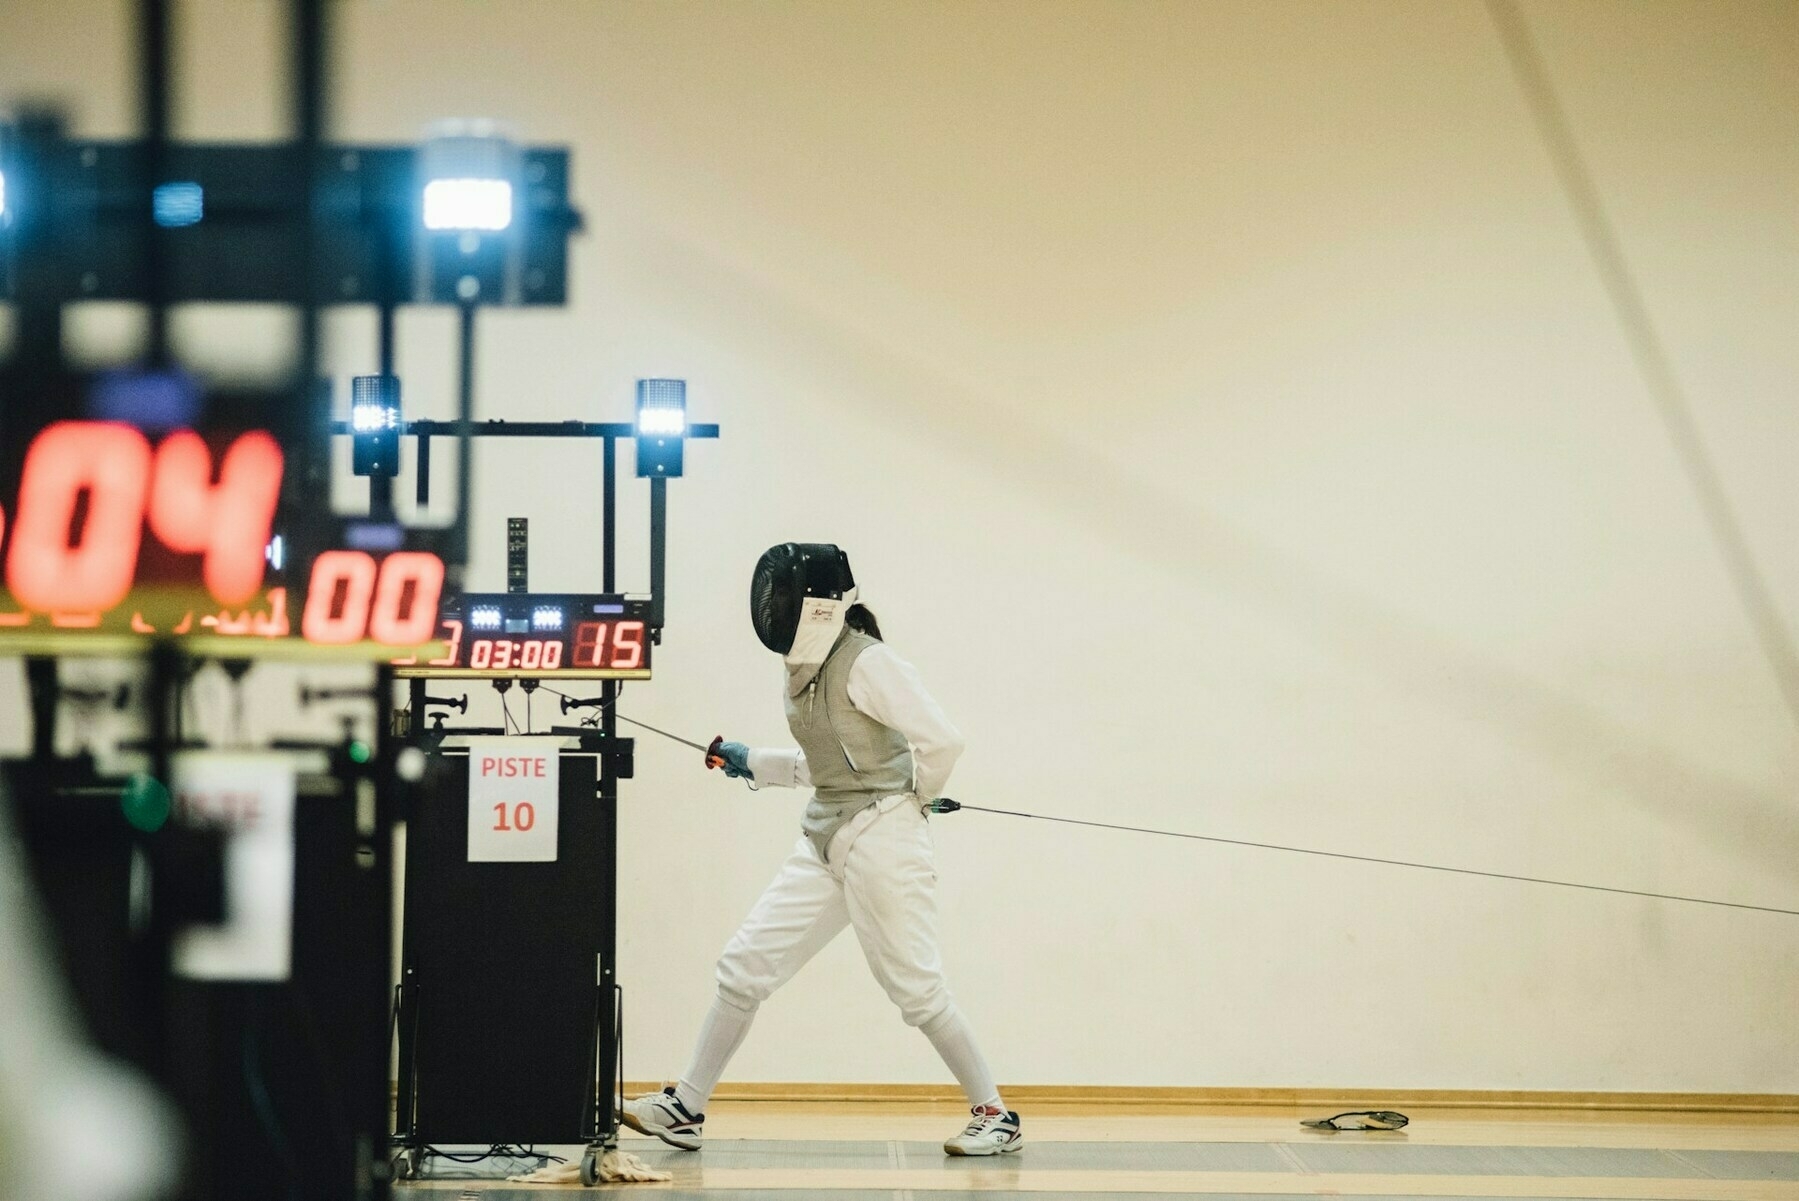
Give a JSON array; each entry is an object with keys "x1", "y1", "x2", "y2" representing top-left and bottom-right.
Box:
[{"x1": 395, "y1": 1100, "x2": 1799, "y2": 1198}]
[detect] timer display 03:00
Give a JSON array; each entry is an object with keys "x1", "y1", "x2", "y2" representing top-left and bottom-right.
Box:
[{"x1": 440, "y1": 619, "x2": 648, "y2": 673}]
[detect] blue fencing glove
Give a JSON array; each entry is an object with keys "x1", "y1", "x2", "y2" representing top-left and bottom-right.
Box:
[{"x1": 706, "y1": 737, "x2": 753, "y2": 780}]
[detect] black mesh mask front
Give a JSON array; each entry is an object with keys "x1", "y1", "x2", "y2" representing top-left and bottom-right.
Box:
[{"x1": 750, "y1": 543, "x2": 856, "y2": 654}]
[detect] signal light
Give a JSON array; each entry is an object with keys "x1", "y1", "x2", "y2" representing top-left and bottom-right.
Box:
[
  {"x1": 350, "y1": 375, "x2": 402, "y2": 478},
  {"x1": 635, "y1": 379, "x2": 687, "y2": 478}
]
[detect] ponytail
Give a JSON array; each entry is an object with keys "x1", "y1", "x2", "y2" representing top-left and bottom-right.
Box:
[{"x1": 844, "y1": 603, "x2": 882, "y2": 641}]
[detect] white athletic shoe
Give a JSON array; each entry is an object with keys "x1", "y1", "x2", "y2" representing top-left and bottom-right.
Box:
[
  {"x1": 943, "y1": 1107, "x2": 1024, "y2": 1156},
  {"x1": 618, "y1": 1086, "x2": 704, "y2": 1151}
]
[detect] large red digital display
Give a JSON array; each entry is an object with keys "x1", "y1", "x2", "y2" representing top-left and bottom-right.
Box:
[{"x1": 0, "y1": 419, "x2": 444, "y2": 654}]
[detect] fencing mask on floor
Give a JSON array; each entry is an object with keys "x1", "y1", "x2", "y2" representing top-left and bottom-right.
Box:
[{"x1": 750, "y1": 544, "x2": 858, "y2": 667}]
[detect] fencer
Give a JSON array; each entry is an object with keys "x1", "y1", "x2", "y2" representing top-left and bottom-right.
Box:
[{"x1": 618, "y1": 543, "x2": 1022, "y2": 1156}]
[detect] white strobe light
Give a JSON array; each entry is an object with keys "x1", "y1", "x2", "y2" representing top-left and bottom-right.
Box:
[
  {"x1": 422, "y1": 178, "x2": 513, "y2": 232},
  {"x1": 419, "y1": 120, "x2": 519, "y2": 233}
]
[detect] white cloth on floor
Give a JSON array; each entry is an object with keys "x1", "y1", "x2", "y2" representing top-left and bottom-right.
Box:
[{"x1": 505, "y1": 1149, "x2": 670, "y2": 1184}]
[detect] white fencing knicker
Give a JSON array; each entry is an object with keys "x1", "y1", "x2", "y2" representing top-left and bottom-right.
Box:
[{"x1": 674, "y1": 794, "x2": 1000, "y2": 1113}]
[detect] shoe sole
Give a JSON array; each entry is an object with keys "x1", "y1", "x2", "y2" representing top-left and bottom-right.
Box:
[
  {"x1": 618, "y1": 1108, "x2": 702, "y2": 1151},
  {"x1": 944, "y1": 1139, "x2": 1024, "y2": 1156}
]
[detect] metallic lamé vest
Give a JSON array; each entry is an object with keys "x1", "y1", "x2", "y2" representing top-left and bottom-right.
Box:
[{"x1": 785, "y1": 630, "x2": 914, "y2": 861}]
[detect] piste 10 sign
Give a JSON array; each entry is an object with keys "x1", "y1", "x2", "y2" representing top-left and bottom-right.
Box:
[{"x1": 0, "y1": 420, "x2": 444, "y2": 654}]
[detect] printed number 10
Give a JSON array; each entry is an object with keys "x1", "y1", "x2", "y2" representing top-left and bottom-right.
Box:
[{"x1": 492, "y1": 801, "x2": 536, "y2": 832}]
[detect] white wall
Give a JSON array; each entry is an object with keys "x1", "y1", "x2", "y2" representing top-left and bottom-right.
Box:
[{"x1": 1, "y1": 0, "x2": 1796, "y2": 1093}]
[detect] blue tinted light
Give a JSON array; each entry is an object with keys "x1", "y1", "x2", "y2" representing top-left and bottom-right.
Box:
[
  {"x1": 88, "y1": 369, "x2": 201, "y2": 430},
  {"x1": 153, "y1": 181, "x2": 203, "y2": 228},
  {"x1": 345, "y1": 522, "x2": 404, "y2": 551}
]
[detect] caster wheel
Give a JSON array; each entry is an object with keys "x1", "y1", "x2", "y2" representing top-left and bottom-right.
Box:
[
  {"x1": 579, "y1": 1147, "x2": 599, "y2": 1186},
  {"x1": 389, "y1": 1153, "x2": 408, "y2": 1181},
  {"x1": 405, "y1": 1147, "x2": 423, "y2": 1180}
]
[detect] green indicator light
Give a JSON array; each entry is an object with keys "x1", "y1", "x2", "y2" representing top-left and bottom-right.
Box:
[
  {"x1": 348, "y1": 740, "x2": 372, "y2": 765},
  {"x1": 120, "y1": 774, "x2": 172, "y2": 833}
]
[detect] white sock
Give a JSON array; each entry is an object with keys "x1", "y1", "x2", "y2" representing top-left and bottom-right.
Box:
[
  {"x1": 921, "y1": 1007, "x2": 1003, "y2": 1111},
  {"x1": 673, "y1": 996, "x2": 756, "y2": 1114}
]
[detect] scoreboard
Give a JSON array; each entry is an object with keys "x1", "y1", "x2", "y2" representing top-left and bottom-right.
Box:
[{"x1": 393, "y1": 593, "x2": 652, "y2": 680}]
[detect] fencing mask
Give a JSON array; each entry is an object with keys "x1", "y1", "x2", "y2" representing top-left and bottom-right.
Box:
[{"x1": 750, "y1": 544, "x2": 858, "y2": 668}]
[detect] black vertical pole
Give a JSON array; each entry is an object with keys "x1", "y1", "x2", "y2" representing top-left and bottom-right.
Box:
[
  {"x1": 596, "y1": 431, "x2": 619, "y2": 1146},
  {"x1": 292, "y1": 0, "x2": 323, "y2": 409},
  {"x1": 281, "y1": 0, "x2": 328, "y2": 638},
  {"x1": 131, "y1": 5, "x2": 179, "y2": 1183},
  {"x1": 369, "y1": 662, "x2": 400, "y2": 1197},
  {"x1": 373, "y1": 302, "x2": 397, "y2": 522},
  {"x1": 414, "y1": 433, "x2": 432, "y2": 508},
  {"x1": 0, "y1": 113, "x2": 67, "y2": 541},
  {"x1": 370, "y1": 474, "x2": 395, "y2": 521},
  {"x1": 452, "y1": 300, "x2": 476, "y2": 586},
  {"x1": 397, "y1": 658, "x2": 424, "y2": 1158},
  {"x1": 377, "y1": 303, "x2": 395, "y2": 375},
  {"x1": 594, "y1": 755, "x2": 618, "y2": 1147},
  {"x1": 648, "y1": 476, "x2": 667, "y2": 633},
  {"x1": 371, "y1": 203, "x2": 399, "y2": 526},
  {"x1": 140, "y1": 0, "x2": 172, "y2": 366},
  {"x1": 143, "y1": 638, "x2": 178, "y2": 1048},
  {"x1": 25, "y1": 657, "x2": 57, "y2": 762},
  {"x1": 602, "y1": 436, "x2": 616, "y2": 595}
]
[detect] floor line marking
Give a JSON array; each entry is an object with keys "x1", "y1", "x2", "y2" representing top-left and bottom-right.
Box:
[
  {"x1": 1665, "y1": 1149, "x2": 1719, "y2": 1179},
  {"x1": 1271, "y1": 1143, "x2": 1315, "y2": 1174},
  {"x1": 662, "y1": 1167, "x2": 1799, "y2": 1198}
]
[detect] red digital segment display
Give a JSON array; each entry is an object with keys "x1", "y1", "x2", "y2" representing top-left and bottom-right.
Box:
[
  {"x1": 470, "y1": 638, "x2": 563, "y2": 670},
  {"x1": 300, "y1": 550, "x2": 445, "y2": 646},
  {"x1": 572, "y1": 620, "x2": 645, "y2": 669},
  {"x1": 4, "y1": 420, "x2": 279, "y2": 614},
  {"x1": 416, "y1": 619, "x2": 648, "y2": 675},
  {"x1": 0, "y1": 419, "x2": 445, "y2": 651}
]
